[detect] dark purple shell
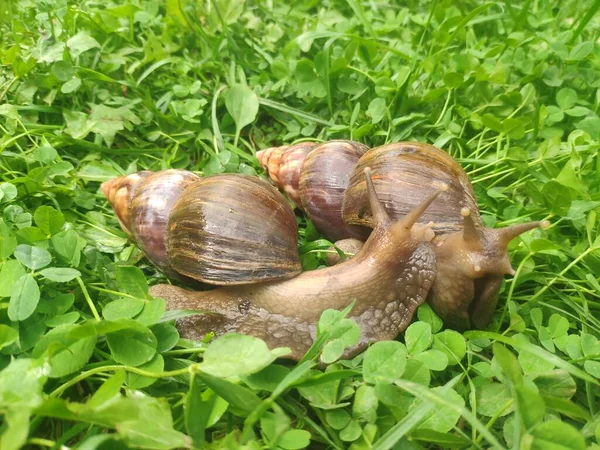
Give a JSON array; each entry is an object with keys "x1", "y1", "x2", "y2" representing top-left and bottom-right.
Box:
[
  {"x1": 299, "y1": 140, "x2": 371, "y2": 241},
  {"x1": 130, "y1": 170, "x2": 200, "y2": 275}
]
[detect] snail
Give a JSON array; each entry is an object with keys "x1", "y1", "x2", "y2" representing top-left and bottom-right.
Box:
[
  {"x1": 258, "y1": 141, "x2": 550, "y2": 330},
  {"x1": 102, "y1": 168, "x2": 446, "y2": 360}
]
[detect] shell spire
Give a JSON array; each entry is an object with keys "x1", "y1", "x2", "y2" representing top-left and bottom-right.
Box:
[
  {"x1": 101, "y1": 171, "x2": 152, "y2": 236},
  {"x1": 257, "y1": 142, "x2": 317, "y2": 205}
]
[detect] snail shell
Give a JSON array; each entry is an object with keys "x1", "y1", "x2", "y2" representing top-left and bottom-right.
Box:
[
  {"x1": 101, "y1": 171, "x2": 153, "y2": 237},
  {"x1": 343, "y1": 142, "x2": 481, "y2": 236},
  {"x1": 258, "y1": 140, "x2": 371, "y2": 242},
  {"x1": 102, "y1": 170, "x2": 200, "y2": 277},
  {"x1": 257, "y1": 142, "x2": 317, "y2": 205},
  {"x1": 130, "y1": 170, "x2": 201, "y2": 274},
  {"x1": 166, "y1": 174, "x2": 302, "y2": 285}
]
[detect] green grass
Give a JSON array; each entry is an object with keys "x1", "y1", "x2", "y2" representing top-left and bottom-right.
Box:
[{"x1": 1, "y1": 0, "x2": 600, "y2": 448}]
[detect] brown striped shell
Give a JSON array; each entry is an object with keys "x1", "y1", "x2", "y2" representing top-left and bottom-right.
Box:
[
  {"x1": 258, "y1": 140, "x2": 371, "y2": 242},
  {"x1": 343, "y1": 142, "x2": 481, "y2": 236},
  {"x1": 166, "y1": 174, "x2": 302, "y2": 285}
]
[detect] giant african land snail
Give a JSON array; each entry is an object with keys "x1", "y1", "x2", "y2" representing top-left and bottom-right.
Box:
[
  {"x1": 257, "y1": 140, "x2": 549, "y2": 330},
  {"x1": 102, "y1": 166, "x2": 445, "y2": 360},
  {"x1": 102, "y1": 141, "x2": 548, "y2": 359}
]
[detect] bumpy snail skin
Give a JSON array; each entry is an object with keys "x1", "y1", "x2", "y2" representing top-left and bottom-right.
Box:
[
  {"x1": 101, "y1": 171, "x2": 153, "y2": 236},
  {"x1": 429, "y1": 207, "x2": 550, "y2": 329},
  {"x1": 149, "y1": 169, "x2": 444, "y2": 360}
]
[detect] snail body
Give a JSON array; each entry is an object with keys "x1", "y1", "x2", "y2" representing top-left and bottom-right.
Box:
[
  {"x1": 103, "y1": 168, "x2": 444, "y2": 360},
  {"x1": 261, "y1": 141, "x2": 549, "y2": 330}
]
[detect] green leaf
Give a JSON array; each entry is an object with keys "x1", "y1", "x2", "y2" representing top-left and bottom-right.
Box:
[
  {"x1": 367, "y1": 97, "x2": 386, "y2": 124},
  {"x1": 14, "y1": 244, "x2": 52, "y2": 270},
  {"x1": 556, "y1": 88, "x2": 577, "y2": 110},
  {"x1": 197, "y1": 371, "x2": 261, "y2": 415},
  {"x1": 567, "y1": 41, "x2": 593, "y2": 61},
  {"x1": 0, "y1": 358, "x2": 47, "y2": 409},
  {"x1": 413, "y1": 349, "x2": 448, "y2": 371},
  {"x1": 432, "y1": 331, "x2": 466, "y2": 366},
  {"x1": 339, "y1": 420, "x2": 362, "y2": 442},
  {"x1": 33, "y1": 206, "x2": 65, "y2": 235},
  {"x1": 529, "y1": 419, "x2": 585, "y2": 450},
  {"x1": 473, "y1": 382, "x2": 513, "y2": 417},
  {"x1": 67, "y1": 31, "x2": 100, "y2": 58},
  {"x1": 115, "y1": 266, "x2": 148, "y2": 299},
  {"x1": 201, "y1": 333, "x2": 285, "y2": 378},
  {"x1": 363, "y1": 341, "x2": 408, "y2": 384},
  {"x1": 39, "y1": 267, "x2": 81, "y2": 282},
  {"x1": 405, "y1": 322, "x2": 432, "y2": 354},
  {"x1": 103, "y1": 298, "x2": 146, "y2": 321},
  {"x1": 0, "y1": 410, "x2": 29, "y2": 450},
  {"x1": 278, "y1": 429, "x2": 311, "y2": 449},
  {"x1": 8, "y1": 274, "x2": 40, "y2": 321},
  {"x1": 118, "y1": 419, "x2": 190, "y2": 449},
  {"x1": 542, "y1": 180, "x2": 571, "y2": 216},
  {"x1": 320, "y1": 338, "x2": 346, "y2": 364},
  {"x1": 0, "y1": 324, "x2": 18, "y2": 350},
  {"x1": 534, "y1": 370, "x2": 576, "y2": 399},
  {"x1": 0, "y1": 183, "x2": 17, "y2": 202},
  {"x1": 225, "y1": 84, "x2": 259, "y2": 132},
  {"x1": 0, "y1": 260, "x2": 26, "y2": 297},
  {"x1": 325, "y1": 409, "x2": 351, "y2": 430},
  {"x1": 33, "y1": 146, "x2": 58, "y2": 164},
  {"x1": 133, "y1": 298, "x2": 166, "y2": 326},
  {"x1": 51, "y1": 229, "x2": 84, "y2": 267},
  {"x1": 353, "y1": 384, "x2": 378, "y2": 423},
  {"x1": 416, "y1": 303, "x2": 443, "y2": 333},
  {"x1": 213, "y1": 0, "x2": 246, "y2": 24},
  {"x1": 45, "y1": 311, "x2": 80, "y2": 327},
  {"x1": 516, "y1": 385, "x2": 545, "y2": 429},
  {"x1": 61, "y1": 77, "x2": 82, "y2": 94},
  {"x1": 152, "y1": 323, "x2": 179, "y2": 353},
  {"x1": 0, "y1": 220, "x2": 18, "y2": 259},
  {"x1": 87, "y1": 371, "x2": 126, "y2": 409},
  {"x1": 127, "y1": 354, "x2": 164, "y2": 389},
  {"x1": 32, "y1": 324, "x2": 96, "y2": 377},
  {"x1": 412, "y1": 387, "x2": 464, "y2": 433},
  {"x1": 51, "y1": 60, "x2": 75, "y2": 81},
  {"x1": 106, "y1": 321, "x2": 157, "y2": 367}
]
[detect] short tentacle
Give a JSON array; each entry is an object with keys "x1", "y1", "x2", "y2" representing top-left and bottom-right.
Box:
[{"x1": 461, "y1": 207, "x2": 482, "y2": 244}]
